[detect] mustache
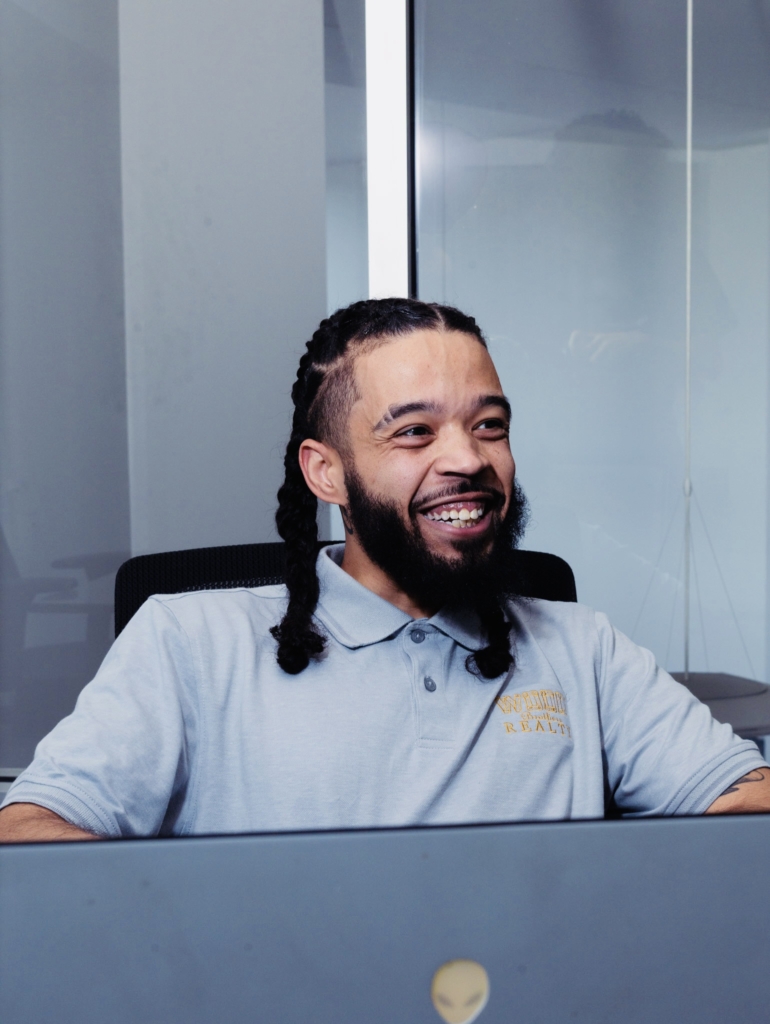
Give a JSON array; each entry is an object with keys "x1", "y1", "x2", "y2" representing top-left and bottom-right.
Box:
[{"x1": 410, "y1": 481, "x2": 506, "y2": 517}]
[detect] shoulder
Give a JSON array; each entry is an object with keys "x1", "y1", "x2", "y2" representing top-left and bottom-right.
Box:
[
  {"x1": 134, "y1": 583, "x2": 288, "y2": 640},
  {"x1": 512, "y1": 599, "x2": 666, "y2": 700},
  {"x1": 509, "y1": 597, "x2": 600, "y2": 641},
  {"x1": 507, "y1": 598, "x2": 614, "y2": 681}
]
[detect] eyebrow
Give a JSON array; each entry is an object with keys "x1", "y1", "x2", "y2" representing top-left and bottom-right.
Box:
[
  {"x1": 475, "y1": 393, "x2": 512, "y2": 419},
  {"x1": 374, "y1": 401, "x2": 441, "y2": 431},
  {"x1": 373, "y1": 394, "x2": 511, "y2": 432}
]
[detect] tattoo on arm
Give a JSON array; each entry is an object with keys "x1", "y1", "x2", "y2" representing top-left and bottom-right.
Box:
[{"x1": 720, "y1": 768, "x2": 767, "y2": 796}]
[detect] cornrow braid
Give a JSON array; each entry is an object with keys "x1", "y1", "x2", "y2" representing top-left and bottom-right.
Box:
[
  {"x1": 269, "y1": 310, "x2": 350, "y2": 674},
  {"x1": 269, "y1": 357, "x2": 325, "y2": 674},
  {"x1": 271, "y1": 297, "x2": 491, "y2": 674}
]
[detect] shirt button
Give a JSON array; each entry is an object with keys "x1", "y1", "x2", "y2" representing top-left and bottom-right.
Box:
[
  {"x1": 411, "y1": 629, "x2": 426, "y2": 643},
  {"x1": 424, "y1": 676, "x2": 437, "y2": 692}
]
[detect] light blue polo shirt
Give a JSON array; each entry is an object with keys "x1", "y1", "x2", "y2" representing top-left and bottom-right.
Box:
[{"x1": 3, "y1": 545, "x2": 764, "y2": 836}]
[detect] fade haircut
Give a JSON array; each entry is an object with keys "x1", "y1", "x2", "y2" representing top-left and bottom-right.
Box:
[{"x1": 270, "y1": 296, "x2": 510, "y2": 676}]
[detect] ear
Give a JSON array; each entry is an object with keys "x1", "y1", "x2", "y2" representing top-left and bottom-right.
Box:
[{"x1": 299, "y1": 439, "x2": 348, "y2": 506}]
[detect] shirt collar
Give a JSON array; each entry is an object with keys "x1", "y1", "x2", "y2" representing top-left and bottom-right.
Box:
[{"x1": 315, "y1": 544, "x2": 487, "y2": 652}]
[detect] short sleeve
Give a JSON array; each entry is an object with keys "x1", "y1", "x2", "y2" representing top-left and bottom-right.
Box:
[
  {"x1": 1, "y1": 598, "x2": 200, "y2": 837},
  {"x1": 595, "y1": 612, "x2": 767, "y2": 815}
]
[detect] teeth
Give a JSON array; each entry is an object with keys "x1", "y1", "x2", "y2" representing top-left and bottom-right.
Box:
[{"x1": 422, "y1": 504, "x2": 485, "y2": 526}]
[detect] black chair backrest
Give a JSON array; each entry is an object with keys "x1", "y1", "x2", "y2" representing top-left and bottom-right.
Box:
[{"x1": 114, "y1": 543, "x2": 577, "y2": 637}]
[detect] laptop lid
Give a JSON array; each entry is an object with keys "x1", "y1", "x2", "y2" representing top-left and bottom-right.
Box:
[{"x1": 1, "y1": 815, "x2": 768, "y2": 1023}]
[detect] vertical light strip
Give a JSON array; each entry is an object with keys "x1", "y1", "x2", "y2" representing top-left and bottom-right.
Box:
[
  {"x1": 683, "y1": 0, "x2": 694, "y2": 679},
  {"x1": 365, "y1": 0, "x2": 409, "y2": 298}
]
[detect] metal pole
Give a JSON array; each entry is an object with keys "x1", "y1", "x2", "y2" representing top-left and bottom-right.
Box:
[{"x1": 684, "y1": 0, "x2": 693, "y2": 680}]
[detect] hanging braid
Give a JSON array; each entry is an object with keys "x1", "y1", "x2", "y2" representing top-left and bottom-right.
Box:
[
  {"x1": 467, "y1": 600, "x2": 514, "y2": 679},
  {"x1": 270, "y1": 297, "x2": 513, "y2": 677},
  {"x1": 269, "y1": 349, "x2": 326, "y2": 674}
]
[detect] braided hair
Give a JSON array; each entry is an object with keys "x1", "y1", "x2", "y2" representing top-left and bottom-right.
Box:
[{"x1": 270, "y1": 297, "x2": 513, "y2": 678}]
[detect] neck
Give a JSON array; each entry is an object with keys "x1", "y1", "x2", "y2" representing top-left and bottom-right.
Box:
[{"x1": 340, "y1": 535, "x2": 437, "y2": 619}]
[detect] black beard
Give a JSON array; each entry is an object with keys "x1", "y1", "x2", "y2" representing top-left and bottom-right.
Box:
[{"x1": 342, "y1": 469, "x2": 530, "y2": 615}]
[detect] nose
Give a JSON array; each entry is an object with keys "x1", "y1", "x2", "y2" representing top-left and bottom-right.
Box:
[{"x1": 432, "y1": 424, "x2": 490, "y2": 479}]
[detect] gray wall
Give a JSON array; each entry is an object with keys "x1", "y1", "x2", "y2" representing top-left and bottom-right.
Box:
[
  {"x1": 0, "y1": 0, "x2": 129, "y2": 766},
  {"x1": 0, "y1": 0, "x2": 328, "y2": 766},
  {"x1": 120, "y1": 0, "x2": 327, "y2": 555}
]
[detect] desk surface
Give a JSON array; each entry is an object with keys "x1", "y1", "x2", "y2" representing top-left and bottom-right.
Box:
[{"x1": 1, "y1": 815, "x2": 769, "y2": 1024}]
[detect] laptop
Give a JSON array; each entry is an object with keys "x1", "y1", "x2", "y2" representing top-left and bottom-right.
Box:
[{"x1": 1, "y1": 815, "x2": 769, "y2": 1023}]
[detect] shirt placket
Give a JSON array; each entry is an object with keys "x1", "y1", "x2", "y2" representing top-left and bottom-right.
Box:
[{"x1": 404, "y1": 623, "x2": 455, "y2": 745}]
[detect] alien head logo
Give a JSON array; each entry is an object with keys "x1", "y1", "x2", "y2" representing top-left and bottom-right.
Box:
[{"x1": 431, "y1": 959, "x2": 490, "y2": 1024}]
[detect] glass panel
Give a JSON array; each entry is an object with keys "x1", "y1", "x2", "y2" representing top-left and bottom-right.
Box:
[
  {"x1": 688, "y1": 3, "x2": 770, "y2": 682},
  {"x1": 325, "y1": 0, "x2": 368, "y2": 314},
  {"x1": 414, "y1": 0, "x2": 770, "y2": 681},
  {"x1": 324, "y1": 0, "x2": 367, "y2": 540},
  {"x1": 0, "y1": 1, "x2": 129, "y2": 768}
]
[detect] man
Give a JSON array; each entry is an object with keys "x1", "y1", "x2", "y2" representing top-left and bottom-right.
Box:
[{"x1": 1, "y1": 298, "x2": 768, "y2": 842}]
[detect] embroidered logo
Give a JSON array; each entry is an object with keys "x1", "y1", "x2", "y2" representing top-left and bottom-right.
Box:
[{"x1": 496, "y1": 689, "x2": 571, "y2": 737}]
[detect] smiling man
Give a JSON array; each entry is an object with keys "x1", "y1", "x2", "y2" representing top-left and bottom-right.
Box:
[{"x1": 1, "y1": 298, "x2": 769, "y2": 842}]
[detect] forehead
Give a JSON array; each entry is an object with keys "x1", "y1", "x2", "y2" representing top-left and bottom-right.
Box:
[{"x1": 351, "y1": 329, "x2": 502, "y2": 417}]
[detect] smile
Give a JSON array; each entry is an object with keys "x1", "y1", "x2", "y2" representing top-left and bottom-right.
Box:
[{"x1": 420, "y1": 501, "x2": 489, "y2": 530}]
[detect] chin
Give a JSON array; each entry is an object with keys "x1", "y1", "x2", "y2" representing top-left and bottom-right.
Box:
[{"x1": 420, "y1": 525, "x2": 494, "y2": 561}]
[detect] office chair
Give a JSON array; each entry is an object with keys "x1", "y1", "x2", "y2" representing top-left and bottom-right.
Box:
[
  {"x1": 114, "y1": 543, "x2": 577, "y2": 637},
  {"x1": 112, "y1": 543, "x2": 766, "y2": 763}
]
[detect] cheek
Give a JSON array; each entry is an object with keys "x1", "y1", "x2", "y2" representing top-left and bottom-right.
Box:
[
  {"x1": 392, "y1": 471, "x2": 429, "y2": 518},
  {"x1": 351, "y1": 448, "x2": 429, "y2": 512},
  {"x1": 495, "y1": 453, "x2": 517, "y2": 515},
  {"x1": 493, "y1": 446, "x2": 516, "y2": 487}
]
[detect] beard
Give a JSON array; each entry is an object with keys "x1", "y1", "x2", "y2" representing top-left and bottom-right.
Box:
[{"x1": 342, "y1": 468, "x2": 530, "y2": 615}]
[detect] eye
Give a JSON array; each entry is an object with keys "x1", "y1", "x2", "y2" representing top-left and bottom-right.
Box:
[
  {"x1": 474, "y1": 417, "x2": 509, "y2": 437},
  {"x1": 392, "y1": 424, "x2": 435, "y2": 446},
  {"x1": 397, "y1": 425, "x2": 431, "y2": 436}
]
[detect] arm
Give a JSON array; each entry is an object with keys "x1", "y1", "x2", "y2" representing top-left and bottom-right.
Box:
[
  {"x1": 592, "y1": 612, "x2": 768, "y2": 815},
  {"x1": 705, "y1": 767, "x2": 770, "y2": 815},
  {"x1": 0, "y1": 802, "x2": 99, "y2": 843},
  {"x1": 2, "y1": 599, "x2": 198, "y2": 841}
]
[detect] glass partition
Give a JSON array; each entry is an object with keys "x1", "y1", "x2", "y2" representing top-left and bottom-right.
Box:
[
  {"x1": 324, "y1": 0, "x2": 367, "y2": 540},
  {"x1": 414, "y1": 0, "x2": 770, "y2": 683},
  {"x1": 0, "y1": 1, "x2": 128, "y2": 770},
  {"x1": 1, "y1": 0, "x2": 330, "y2": 772},
  {"x1": 325, "y1": 0, "x2": 368, "y2": 313}
]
